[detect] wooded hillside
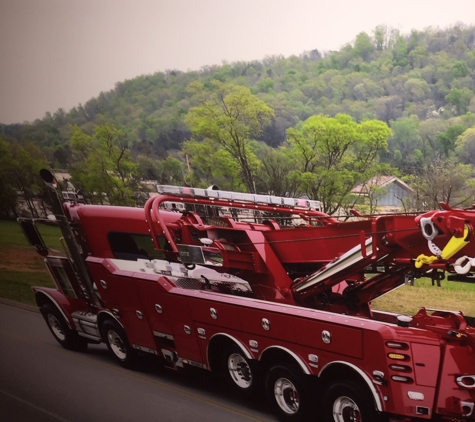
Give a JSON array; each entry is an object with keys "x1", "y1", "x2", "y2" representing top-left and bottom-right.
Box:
[{"x1": 2, "y1": 24, "x2": 475, "y2": 217}]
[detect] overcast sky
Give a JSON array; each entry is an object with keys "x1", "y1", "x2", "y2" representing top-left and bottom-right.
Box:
[{"x1": 1, "y1": 0, "x2": 475, "y2": 124}]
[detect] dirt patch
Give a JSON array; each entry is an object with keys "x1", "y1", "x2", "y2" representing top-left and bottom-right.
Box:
[{"x1": 0, "y1": 247, "x2": 50, "y2": 273}]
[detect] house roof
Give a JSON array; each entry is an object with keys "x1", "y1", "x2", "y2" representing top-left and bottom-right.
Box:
[{"x1": 352, "y1": 175, "x2": 414, "y2": 195}]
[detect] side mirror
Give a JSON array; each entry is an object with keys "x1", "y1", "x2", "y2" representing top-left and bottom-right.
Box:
[{"x1": 18, "y1": 219, "x2": 48, "y2": 256}]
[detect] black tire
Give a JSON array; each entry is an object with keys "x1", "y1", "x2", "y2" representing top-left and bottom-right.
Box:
[
  {"x1": 265, "y1": 364, "x2": 312, "y2": 422},
  {"x1": 41, "y1": 303, "x2": 88, "y2": 352},
  {"x1": 222, "y1": 344, "x2": 260, "y2": 396},
  {"x1": 101, "y1": 319, "x2": 136, "y2": 368},
  {"x1": 321, "y1": 380, "x2": 379, "y2": 422}
]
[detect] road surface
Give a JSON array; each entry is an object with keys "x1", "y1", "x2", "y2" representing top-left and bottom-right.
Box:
[{"x1": 0, "y1": 302, "x2": 274, "y2": 422}]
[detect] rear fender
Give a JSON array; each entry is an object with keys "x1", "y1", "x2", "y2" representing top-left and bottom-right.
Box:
[
  {"x1": 207, "y1": 333, "x2": 253, "y2": 372},
  {"x1": 319, "y1": 360, "x2": 383, "y2": 412},
  {"x1": 259, "y1": 345, "x2": 311, "y2": 375}
]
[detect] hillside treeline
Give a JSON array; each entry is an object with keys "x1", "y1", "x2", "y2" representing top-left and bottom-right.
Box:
[{"x1": 2, "y1": 24, "x2": 475, "y2": 217}]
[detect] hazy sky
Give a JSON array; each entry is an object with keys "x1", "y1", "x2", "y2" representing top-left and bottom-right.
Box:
[{"x1": 1, "y1": 0, "x2": 475, "y2": 124}]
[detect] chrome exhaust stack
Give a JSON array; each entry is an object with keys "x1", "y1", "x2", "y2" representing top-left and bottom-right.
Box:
[{"x1": 40, "y1": 169, "x2": 98, "y2": 306}]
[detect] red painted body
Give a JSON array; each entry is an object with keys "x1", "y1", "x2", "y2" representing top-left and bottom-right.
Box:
[{"x1": 25, "y1": 187, "x2": 475, "y2": 421}]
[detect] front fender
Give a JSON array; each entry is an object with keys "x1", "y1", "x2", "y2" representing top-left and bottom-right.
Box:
[{"x1": 33, "y1": 287, "x2": 79, "y2": 329}]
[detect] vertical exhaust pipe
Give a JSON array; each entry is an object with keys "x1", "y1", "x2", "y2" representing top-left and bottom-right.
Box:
[{"x1": 40, "y1": 169, "x2": 98, "y2": 306}]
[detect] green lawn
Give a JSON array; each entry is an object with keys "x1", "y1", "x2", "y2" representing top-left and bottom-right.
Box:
[
  {"x1": 1, "y1": 219, "x2": 475, "y2": 315},
  {"x1": 0, "y1": 220, "x2": 34, "y2": 247},
  {"x1": 371, "y1": 277, "x2": 475, "y2": 316},
  {"x1": 0, "y1": 220, "x2": 64, "y2": 249},
  {"x1": 0, "y1": 270, "x2": 54, "y2": 305},
  {"x1": 0, "y1": 220, "x2": 55, "y2": 306}
]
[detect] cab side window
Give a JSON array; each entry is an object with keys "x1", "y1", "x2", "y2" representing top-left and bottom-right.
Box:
[{"x1": 108, "y1": 232, "x2": 165, "y2": 261}]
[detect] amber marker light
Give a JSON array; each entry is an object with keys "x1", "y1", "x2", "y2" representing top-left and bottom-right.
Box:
[{"x1": 388, "y1": 353, "x2": 408, "y2": 360}]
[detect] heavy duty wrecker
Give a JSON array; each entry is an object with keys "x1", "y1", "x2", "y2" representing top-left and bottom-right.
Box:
[{"x1": 19, "y1": 169, "x2": 475, "y2": 422}]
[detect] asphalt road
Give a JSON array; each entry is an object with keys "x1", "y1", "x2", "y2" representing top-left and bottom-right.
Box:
[{"x1": 0, "y1": 303, "x2": 274, "y2": 422}]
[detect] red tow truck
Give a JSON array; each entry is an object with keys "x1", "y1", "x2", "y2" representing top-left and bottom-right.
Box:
[{"x1": 19, "y1": 169, "x2": 475, "y2": 422}]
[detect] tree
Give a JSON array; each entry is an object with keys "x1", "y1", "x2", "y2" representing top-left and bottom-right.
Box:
[
  {"x1": 392, "y1": 35, "x2": 409, "y2": 67},
  {"x1": 0, "y1": 138, "x2": 49, "y2": 218},
  {"x1": 451, "y1": 60, "x2": 469, "y2": 78},
  {"x1": 70, "y1": 125, "x2": 139, "y2": 206},
  {"x1": 0, "y1": 138, "x2": 18, "y2": 218},
  {"x1": 418, "y1": 119, "x2": 447, "y2": 155},
  {"x1": 184, "y1": 81, "x2": 274, "y2": 193},
  {"x1": 182, "y1": 139, "x2": 247, "y2": 191},
  {"x1": 373, "y1": 25, "x2": 388, "y2": 51},
  {"x1": 387, "y1": 117, "x2": 423, "y2": 171},
  {"x1": 136, "y1": 155, "x2": 184, "y2": 185},
  {"x1": 408, "y1": 45, "x2": 428, "y2": 68},
  {"x1": 286, "y1": 114, "x2": 392, "y2": 214},
  {"x1": 436, "y1": 124, "x2": 466, "y2": 156},
  {"x1": 353, "y1": 32, "x2": 374, "y2": 61},
  {"x1": 445, "y1": 88, "x2": 474, "y2": 115},
  {"x1": 255, "y1": 144, "x2": 300, "y2": 197},
  {"x1": 411, "y1": 158, "x2": 475, "y2": 209},
  {"x1": 455, "y1": 128, "x2": 475, "y2": 165},
  {"x1": 404, "y1": 78, "x2": 430, "y2": 102}
]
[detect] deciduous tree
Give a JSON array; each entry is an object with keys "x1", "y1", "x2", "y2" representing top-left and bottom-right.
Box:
[
  {"x1": 70, "y1": 125, "x2": 139, "y2": 205},
  {"x1": 182, "y1": 139, "x2": 247, "y2": 191},
  {"x1": 455, "y1": 128, "x2": 475, "y2": 165},
  {"x1": 0, "y1": 139, "x2": 18, "y2": 218},
  {"x1": 286, "y1": 114, "x2": 392, "y2": 214},
  {"x1": 411, "y1": 158, "x2": 475, "y2": 209},
  {"x1": 445, "y1": 88, "x2": 474, "y2": 115},
  {"x1": 0, "y1": 138, "x2": 48, "y2": 218},
  {"x1": 184, "y1": 81, "x2": 274, "y2": 193}
]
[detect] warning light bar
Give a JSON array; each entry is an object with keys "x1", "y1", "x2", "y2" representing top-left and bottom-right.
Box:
[{"x1": 156, "y1": 185, "x2": 321, "y2": 211}]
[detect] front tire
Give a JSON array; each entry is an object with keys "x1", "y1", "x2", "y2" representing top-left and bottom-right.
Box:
[
  {"x1": 322, "y1": 380, "x2": 378, "y2": 422},
  {"x1": 41, "y1": 303, "x2": 87, "y2": 351},
  {"x1": 265, "y1": 364, "x2": 312, "y2": 422},
  {"x1": 101, "y1": 319, "x2": 136, "y2": 368}
]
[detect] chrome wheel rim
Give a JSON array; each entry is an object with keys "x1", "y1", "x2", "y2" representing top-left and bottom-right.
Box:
[
  {"x1": 333, "y1": 395, "x2": 361, "y2": 422},
  {"x1": 228, "y1": 353, "x2": 252, "y2": 389},
  {"x1": 274, "y1": 377, "x2": 299, "y2": 414},
  {"x1": 107, "y1": 330, "x2": 127, "y2": 360},
  {"x1": 47, "y1": 314, "x2": 65, "y2": 341}
]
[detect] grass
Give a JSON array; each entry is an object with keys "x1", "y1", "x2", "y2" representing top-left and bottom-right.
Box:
[
  {"x1": 0, "y1": 270, "x2": 54, "y2": 305},
  {"x1": 0, "y1": 220, "x2": 35, "y2": 247},
  {"x1": 371, "y1": 277, "x2": 475, "y2": 316},
  {"x1": 0, "y1": 220, "x2": 64, "y2": 250},
  {"x1": 1, "y1": 219, "x2": 475, "y2": 316},
  {"x1": 0, "y1": 220, "x2": 55, "y2": 306}
]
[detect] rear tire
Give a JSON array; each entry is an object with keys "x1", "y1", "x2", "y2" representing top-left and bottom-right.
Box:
[
  {"x1": 321, "y1": 380, "x2": 378, "y2": 422},
  {"x1": 101, "y1": 319, "x2": 136, "y2": 368},
  {"x1": 265, "y1": 364, "x2": 312, "y2": 422},
  {"x1": 223, "y1": 344, "x2": 260, "y2": 396},
  {"x1": 41, "y1": 303, "x2": 87, "y2": 352}
]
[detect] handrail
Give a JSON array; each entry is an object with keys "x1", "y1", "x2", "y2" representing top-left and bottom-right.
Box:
[
  {"x1": 144, "y1": 188, "x2": 336, "y2": 255},
  {"x1": 144, "y1": 195, "x2": 179, "y2": 253}
]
